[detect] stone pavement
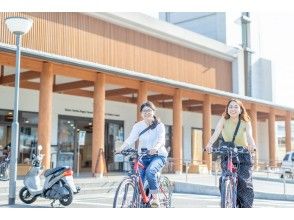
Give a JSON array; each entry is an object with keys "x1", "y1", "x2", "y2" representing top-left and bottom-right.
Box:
[{"x1": 1, "y1": 170, "x2": 294, "y2": 207}]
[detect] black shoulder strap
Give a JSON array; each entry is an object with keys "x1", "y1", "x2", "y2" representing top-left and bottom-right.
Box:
[
  {"x1": 138, "y1": 120, "x2": 159, "y2": 137},
  {"x1": 139, "y1": 124, "x2": 153, "y2": 137},
  {"x1": 232, "y1": 118, "x2": 241, "y2": 143}
]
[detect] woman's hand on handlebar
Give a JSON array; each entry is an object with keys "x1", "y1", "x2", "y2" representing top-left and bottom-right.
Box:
[
  {"x1": 149, "y1": 149, "x2": 158, "y2": 155},
  {"x1": 115, "y1": 146, "x2": 124, "y2": 154},
  {"x1": 204, "y1": 144, "x2": 213, "y2": 153},
  {"x1": 247, "y1": 145, "x2": 256, "y2": 153}
]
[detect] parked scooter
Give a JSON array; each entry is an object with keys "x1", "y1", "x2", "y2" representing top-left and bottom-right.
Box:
[{"x1": 19, "y1": 145, "x2": 80, "y2": 207}]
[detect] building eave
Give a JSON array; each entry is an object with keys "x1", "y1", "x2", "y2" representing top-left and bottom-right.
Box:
[
  {"x1": 1, "y1": 42, "x2": 293, "y2": 113},
  {"x1": 83, "y1": 12, "x2": 238, "y2": 62}
]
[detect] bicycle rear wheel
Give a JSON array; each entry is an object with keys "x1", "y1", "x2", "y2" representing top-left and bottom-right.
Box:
[
  {"x1": 158, "y1": 176, "x2": 173, "y2": 208},
  {"x1": 220, "y1": 177, "x2": 234, "y2": 208},
  {"x1": 113, "y1": 177, "x2": 139, "y2": 208}
]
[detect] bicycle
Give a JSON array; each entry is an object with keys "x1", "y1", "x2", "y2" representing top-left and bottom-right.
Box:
[
  {"x1": 210, "y1": 145, "x2": 250, "y2": 208},
  {"x1": 0, "y1": 155, "x2": 10, "y2": 181},
  {"x1": 113, "y1": 148, "x2": 173, "y2": 208}
]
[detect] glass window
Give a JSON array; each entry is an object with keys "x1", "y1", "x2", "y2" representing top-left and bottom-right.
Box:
[
  {"x1": 19, "y1": 112, "x2": 38, "y2": 163},
  {"x1": 0, "y1": 110, "x2": 38, "y2": 164},
  {"x1": 58, "y1": 119, "x2": 75, "y2": 152}
]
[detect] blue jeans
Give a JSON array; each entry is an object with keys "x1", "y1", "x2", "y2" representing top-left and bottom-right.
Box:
[{"x1": 139, "y1": 155, "x2": 166, "y2": 194}]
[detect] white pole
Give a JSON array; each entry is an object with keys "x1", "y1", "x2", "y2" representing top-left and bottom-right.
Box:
[{"x1": 8, "y1": 34, "x2": 21, "y2": 205}]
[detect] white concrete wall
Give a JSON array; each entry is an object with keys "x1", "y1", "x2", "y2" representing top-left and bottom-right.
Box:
[
  {"x1": 0, "y1": 86, "x2": 223, "y2": 163},
  {"x1": 0, "y1": 86, "x2": 273, "y2": 164}
]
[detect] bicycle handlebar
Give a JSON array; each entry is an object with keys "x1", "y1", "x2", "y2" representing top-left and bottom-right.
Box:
[
  {"x1": 210, "y1": 146, "x2": 250, "y2": 155},
  {"x1": 117, "y1": 148, "x2": 157, "y2": 157}
]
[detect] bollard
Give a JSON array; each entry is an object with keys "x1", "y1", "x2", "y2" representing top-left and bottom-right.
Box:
[
  {"x1": 283, "y1": 170, "x2": 286, "y2": 195},
  {"x1": 267, "y1": 165, "x2": 270, "y2": 179},
  {"x1": 185, "y1": 162, "x2": 189, "y2": 182}
]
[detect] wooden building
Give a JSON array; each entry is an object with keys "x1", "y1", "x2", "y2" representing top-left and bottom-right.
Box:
[{"x1": 0, "y1": 12, "x2": 293, "y2": 175}]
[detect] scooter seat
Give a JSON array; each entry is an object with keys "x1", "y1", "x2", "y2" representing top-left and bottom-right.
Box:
[{"x1": 44, "y1": 167, "x2": 67, "y2": 177}]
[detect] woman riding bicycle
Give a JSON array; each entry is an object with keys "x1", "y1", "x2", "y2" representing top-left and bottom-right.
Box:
[
  {"x1": 117, "y1": 101, "x2": 168, "y2": 208},
  {"x1": 205, "y1": 99, "x2": 256, "y2": 208}
]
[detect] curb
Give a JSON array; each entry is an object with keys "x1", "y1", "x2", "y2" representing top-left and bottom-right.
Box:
[{"x1": 173, "y1": 181, "x2": 294, "y2": 201}]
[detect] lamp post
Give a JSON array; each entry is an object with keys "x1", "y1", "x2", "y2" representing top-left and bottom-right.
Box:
[{"x1": 5, "y1": 16, "x2": 33, "y2": 205}]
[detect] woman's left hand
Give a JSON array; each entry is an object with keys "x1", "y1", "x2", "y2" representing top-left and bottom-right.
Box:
[{"x1": 149, "y1": 149, "x2": 158, "y2": 155}]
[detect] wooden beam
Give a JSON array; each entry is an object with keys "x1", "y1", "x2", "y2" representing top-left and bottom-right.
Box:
[
  {"x1": 53, "y1": 63, "x2": 96, "y2": 81},
  {"x1": 0, "y1": 52, "x2": 43, "y2": 72},
  {"x1": 105, "y1": 74, "x2": 140, "y2": 89},
  {"x1": 53, "y1": 80, "x2": 94, "y2": 92},
  {"x1": 156, "y1": 99, "x2": 202, "y2": 108},
  {"x1": 145, "y1": 82, "x2": 175, "y2": 95},
  {"x1": 106, "y1": 88, "x2": 137, "y2": 97},
  {"x1": 6, "y1": 80, "x2": 40, "y2": 90},
  {"x1": 0, "y1": 65, "x2": 4, "y2": 78},
  {"x1": 0, "y1": 70, "x2": 40, "y2": 85},
  {"x1": 188, "y1": 106, "x2": 203, "y2": 112},
  {"x1": 257, "y1": 112, "x2": 269, "y2": 120},
  {"x1": 148, "y1": 94, "x2": 173, "y2": 101},
  {"x1": 20, "y1": 81, "x2": 40, "y2": 90},
  {"x1": 62, "y1": 89, "x2": 93, "y2": 98},
  {"x1": 107, "y1": 96, "x2": 136, "y2": 103},
  {"x1": 181, "y1": 90, "x2": 204, "y2": 101},
  {"x1": 182, "y1": 99, "x2": 202, "y2": 107}
]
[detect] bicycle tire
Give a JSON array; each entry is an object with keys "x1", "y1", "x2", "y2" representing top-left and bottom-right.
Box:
[
  {"x1": 220, "y1": 177, "x2": 234, "y2": 208},
  {"x1": 158, "y1": 176, "x2": 173, "y2": 208},
  {"x1": 113, "y1": 177, "x2": 139, "y2": 208},
  {"x1": 232, "y1": 178, "x2": 238, "y2": 208}
]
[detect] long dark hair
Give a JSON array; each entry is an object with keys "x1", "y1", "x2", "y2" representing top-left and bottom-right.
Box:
[{"x1": 222, "y1": 99, "x2": 250, "y2": 122}]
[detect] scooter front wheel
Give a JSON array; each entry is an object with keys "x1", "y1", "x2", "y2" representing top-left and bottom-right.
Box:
[
  {"x1": 59, "y1": 185, "x2": 73, "y2": 206},
  {"x1": 19, "y1": 187, "x2": 37, "y2": 204}
]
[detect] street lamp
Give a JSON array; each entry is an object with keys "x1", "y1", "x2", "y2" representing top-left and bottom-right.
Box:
[{"x1": 5, "y1": 16, "x2": 33, "y2": 205}]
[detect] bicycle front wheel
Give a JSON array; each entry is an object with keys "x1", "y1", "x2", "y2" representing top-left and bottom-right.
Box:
[
  {"x1": 158, "y1": 176, "x2": 173, "y2": 208},
  {"x1": 113, "y1": 177, "x2": 139, "y2": 208},
  {"x1": 220, "y1": 177, "x2": 234, "y2": 208}
]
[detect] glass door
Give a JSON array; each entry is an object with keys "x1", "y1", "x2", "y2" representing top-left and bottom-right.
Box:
[
  {"x1": 105, "y1": 120, "x2": 124, "y2": 172},
  {"x1": 57, "y1": 118, "x2": 75, "y2": 169},
  {"x1": 58, "y1": 116, "x2": 92, "y2": 172}
]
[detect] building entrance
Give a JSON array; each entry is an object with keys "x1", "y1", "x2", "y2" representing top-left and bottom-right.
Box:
[
  {"x1": 58, "y1": 116, "x2": 125, "y2": 173},
  {"x1": 58, "y1": 116, "x2": 92, "y2": 172},
  {"x1": 105, "y1": 120, "x2": 124, "y2": 172}
]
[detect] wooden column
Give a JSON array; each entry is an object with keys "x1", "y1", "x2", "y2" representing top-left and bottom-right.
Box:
[
  {"x1": 285, "y1": 111, "x2": 292, "y2": 153},
  {"x1": 92, "y1": 73, "x2": 105, "y2": 176},
  {"x1": 38, "y1": 62, "x2": 53, "y2": 169},
  {"x1": 268, "y1": 108, "x2": 276, "y2": 167},
  {"x1": 250, "y1": 103, "x2": 258, "y2": 167},
  {"x1": 137, "y1": 81, "x2": 147, "y2": 122},
  {"x1": 173, "y1": 89, "x2": 182, "y2": 173},
  {"x1": 203, "y1": 94, "x2": 212, "y2": 171}
]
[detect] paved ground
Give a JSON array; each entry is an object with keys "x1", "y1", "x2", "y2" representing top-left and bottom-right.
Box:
[
  {"x1": 1, "y1": 192, "x2": 294, "y2": 208},
  {"x1": 1, "y1": 170, "x2": 294, "y2": 208}
]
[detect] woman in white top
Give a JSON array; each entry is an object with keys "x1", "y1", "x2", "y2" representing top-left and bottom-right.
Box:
[{"x1": 118, "y1": 101, "x2": 167, "y2": 208}]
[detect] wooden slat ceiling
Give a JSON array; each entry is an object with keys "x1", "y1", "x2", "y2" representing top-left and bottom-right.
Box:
[{"x1": 0, "y1": 63, "x2": 292, "y2": 120}]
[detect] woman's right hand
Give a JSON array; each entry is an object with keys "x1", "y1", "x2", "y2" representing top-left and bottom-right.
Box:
[{"x1": 204, "y1": 144, "x2": 213, "y2": 153}]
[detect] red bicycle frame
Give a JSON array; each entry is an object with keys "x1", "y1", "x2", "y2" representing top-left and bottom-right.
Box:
[{"x1": 133, "y1": 156, "x2": 149, "y2": 204}]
